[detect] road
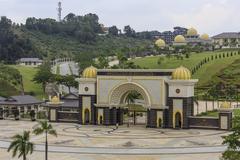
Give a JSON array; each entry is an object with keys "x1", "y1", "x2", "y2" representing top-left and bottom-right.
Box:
[{"x1": 0, "y1": 140, "x2": 227, "y2": 155}]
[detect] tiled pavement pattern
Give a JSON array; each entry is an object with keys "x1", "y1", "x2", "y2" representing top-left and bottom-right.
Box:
[{"x1": 0, "y1": 120, "x2": 228, "y2": 160}]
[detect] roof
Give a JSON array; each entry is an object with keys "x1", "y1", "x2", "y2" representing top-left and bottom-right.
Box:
[
  {"x1": 62, "y1": 93, "x2": 79, "y2": 100},
  {"x1": 18, "y1": 58, "x2": 43, "y2": 63},
  {"x1": 0, "y1": 96, "x2": 6, "y2": 101},
  {"x1": 212, "y1": 32, "x2": 240, "y2": 39},
  {"x1": 0, "y1": 95, "x2": 43, "y2": 105},
  {"x1": 61, "y1": 99, "x2": 79, "y2": 107}
]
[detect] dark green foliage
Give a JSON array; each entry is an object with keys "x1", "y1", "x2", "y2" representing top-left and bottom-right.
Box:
[
  {"x1": 124, "y1": 25, "x2": 136, "y2": 37},
  {"x1": 95, "y1": 56, "x2": 109, "y2": 69},
  {"x1": 222, "y1": 111, "x2": 240, "y2": 160},
  {"x1": 8, "y1": 131, "x2": 34, "y2": 160},
  {"x1": 55, "y1": 74, "x2": 78, "y2": 93},
  {"x1": 33, "y1": 62, "x2": 53, "y2": 93},
  {"x1": 0, "y1": 16, "x2": 38, "y2": 62},
  {"x1": 0, "y1": 63, "x2": 24, "y2": 94},
  {"x1": 108, "y1": 26, "x2": 119, "y2": 36},
  {"x1": 33, "y1": 121, "x2": 57, "y2": 160},
  {"x1": 26, "y1": 13, "x2": 102, "y2": 43}
]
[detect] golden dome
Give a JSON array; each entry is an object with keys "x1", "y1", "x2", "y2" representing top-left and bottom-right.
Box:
[
  {"x1": 200, "y1": 33, "x2": 209, "y2": 40},
  {"x1": 155, "y1": 39, "x2": 166, "y2": 48},
  {"x1": 172, "y1": 66, "x2": 191, "y2": 80},
  {"x1": 82, "y1": 66, "x2": 97, "y2": 78},
  {"x1": 51, "y1": 96, "x2": 60, "y2": 104},
  {"x1": 187, "y1": 27, "x2": 198, "y2": 36},
  {"x1": 220, "y1": 101, "x2": 231, "y2": 109},
  {"x1": 174, "y1": 35, "x2": 186, "y2": 43}
]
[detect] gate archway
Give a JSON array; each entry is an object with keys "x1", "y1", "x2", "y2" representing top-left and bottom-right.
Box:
[{"x1": 109, "y1": 82, "x2": 151, "y2": 107}]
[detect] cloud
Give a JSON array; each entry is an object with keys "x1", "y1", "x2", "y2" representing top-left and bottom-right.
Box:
[{"x1": 169, "y1": 1, "x2": 238, "y2": 35}]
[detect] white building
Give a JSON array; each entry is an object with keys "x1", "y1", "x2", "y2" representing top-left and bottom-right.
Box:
[
  {"x1": 18, "y1": 58, "x2": 43, "y2": 67},
  {"x1": 212, "y1": 32, "x2": 240, "y2": 49}
]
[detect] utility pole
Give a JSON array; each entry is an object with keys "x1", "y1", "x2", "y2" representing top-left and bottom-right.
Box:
[{"x1": 57, "y1": 2, "x2": 62, "y2": 22}]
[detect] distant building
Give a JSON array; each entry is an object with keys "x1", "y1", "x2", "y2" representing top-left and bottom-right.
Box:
[
  {"x1": 159, "y1": 31, "x2": 174, "y2": 44},
  {"x1": 212, "y1": 32, "x2": 240, "y2": 49},
  {"x1": 17, "y1": 58, "x2": 43, "y2": 67},
  {"x1": 173, "y1": 26, "x2": 188, "y2": 37},
  {"x1": 157, "y1": 26, "x2": 188, "y2": 44},
  {"x1": 172, "y1": 27, "x2": 212, "y2": 47}
]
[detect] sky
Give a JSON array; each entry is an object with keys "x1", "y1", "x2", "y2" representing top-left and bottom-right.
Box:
[{"x1": 0, "y1": 0, "x2": 239, "y2": 36}]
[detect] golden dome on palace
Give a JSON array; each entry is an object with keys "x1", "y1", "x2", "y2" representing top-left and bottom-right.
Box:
[
  {"x1": 51, "y1": 96, "x2": 60, "y2": 104},
  {"x1": 172, "y1": 66, "x2": 191, "y2": 80},
  {"x1": 187, "y1": 27, "x2": 198, "y2": 36},
  {"x1": 82, "y1": 66, "x2": 97, "y2": 78},
  {"x1": 174, "y1": 35, "x2": 186, "y2": 43},
  {"x1": 155, "y1": 39, "x2": 166, "y2": 48},
  {"x1": 200, "y1": 33, "x2": 209, "y2": 40},
  {"x1": 220, "y1": 101, "x2": 231, "y2": 109}
]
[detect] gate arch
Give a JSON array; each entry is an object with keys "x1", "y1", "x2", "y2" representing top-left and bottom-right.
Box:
[{"x1": 109, "y1": 82, "x2": 151, "y2": 107}]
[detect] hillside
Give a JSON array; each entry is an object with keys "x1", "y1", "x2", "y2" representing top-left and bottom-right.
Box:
[
  {"x1": 1, "y1": 15, "x2": 152, "y2": 67},
  {"x1": 11, "y1": 65, "x2": 44, "y2": 99},
  {"x1": 21, "y1": 29, "x2": 151, "y2": 63},
  {"x1": 0, "y1": 65, "x2": 44, "y2": 99},
  {"x1": 131, "y1": 50, "x2": 240, "y2": 87}
]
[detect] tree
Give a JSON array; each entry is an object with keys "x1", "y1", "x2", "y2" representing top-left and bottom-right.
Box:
[
  {"x1": 0, "y1": 16, "x2": 38, "y2": 62},
  {"x1": 125, "y1": 91, "x2": 140, "y2": 106},
  {"x1": 55, "y1": 75, "x2": 78, "y2": 93},
  {"x1": 33, "y1": 62, "x2": 54, "y2": 93},
  {"x1": 0, "y1": 64, "x2": 24, "y2": 94},
  {"x1": 108, "y1": 26, "x2": 119, "y2": 36},
  {"x1": 8, "y1": 131, "x2": 34, "y2": 160},
  {"x1": 116, "y1": 53, "x2": 127, "y2": 66},
  {"x1": 96, "y1": 56, "x2": 109, "y2": 68},
  {"x1": 33, "y1": 121, "x2": 57, "y2": 160},
  {"x1": 208, "y1": 86, "x2": 218, "y2": 109},
  {"x1": 222, "y1": 111, "x2": 240, "y2": 160},
  {"x1": 226, "y1": 85, "x2": 237, "y2": 106},
  {"x1": 124, "y1": 25, "x2": 136, "y2": 37}
]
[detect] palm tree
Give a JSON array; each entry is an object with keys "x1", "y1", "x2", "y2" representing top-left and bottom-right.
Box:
[
  {"x1": 8, "y1": 131, "x2": 34, "y2": 160},
  {"x1": 33, "y1": 120, "x2": 57, "y2": 160},
  {"x1": 125, "y1": 91, "x2": 140, "y2": 125}
]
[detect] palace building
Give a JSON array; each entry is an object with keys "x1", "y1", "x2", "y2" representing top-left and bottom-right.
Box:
[
  {"x1": 47, "y1": 66, "x2": 232, "y2": 130},
  {"x1": 173, "y1": 27, "x2": 212, "y2": 46},
  {"x1": 48, "y1": 66, "x2": 197, "y2": 128}
]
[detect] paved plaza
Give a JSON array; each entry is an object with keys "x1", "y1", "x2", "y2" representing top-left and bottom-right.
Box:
[{"x1": 0, "y1": 120, "x2": 229, "y2": 160}]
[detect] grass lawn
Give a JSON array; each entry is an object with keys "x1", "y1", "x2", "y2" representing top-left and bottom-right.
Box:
[
  {"x1": 11, "y1": 65, "x2": 44, "y2": 99},
  {"x1": 0, "y1": 80, "x2": 18, "y2": 97},
  {"x1": 196, "y1": 110, "x2": 219, "y2": 117},
  {"x1": 131, "y1": 50, "x2": 240, "y2": 87},
  {"x1": 193, "y1": 54, "x2": 240, "y2": 86}
]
